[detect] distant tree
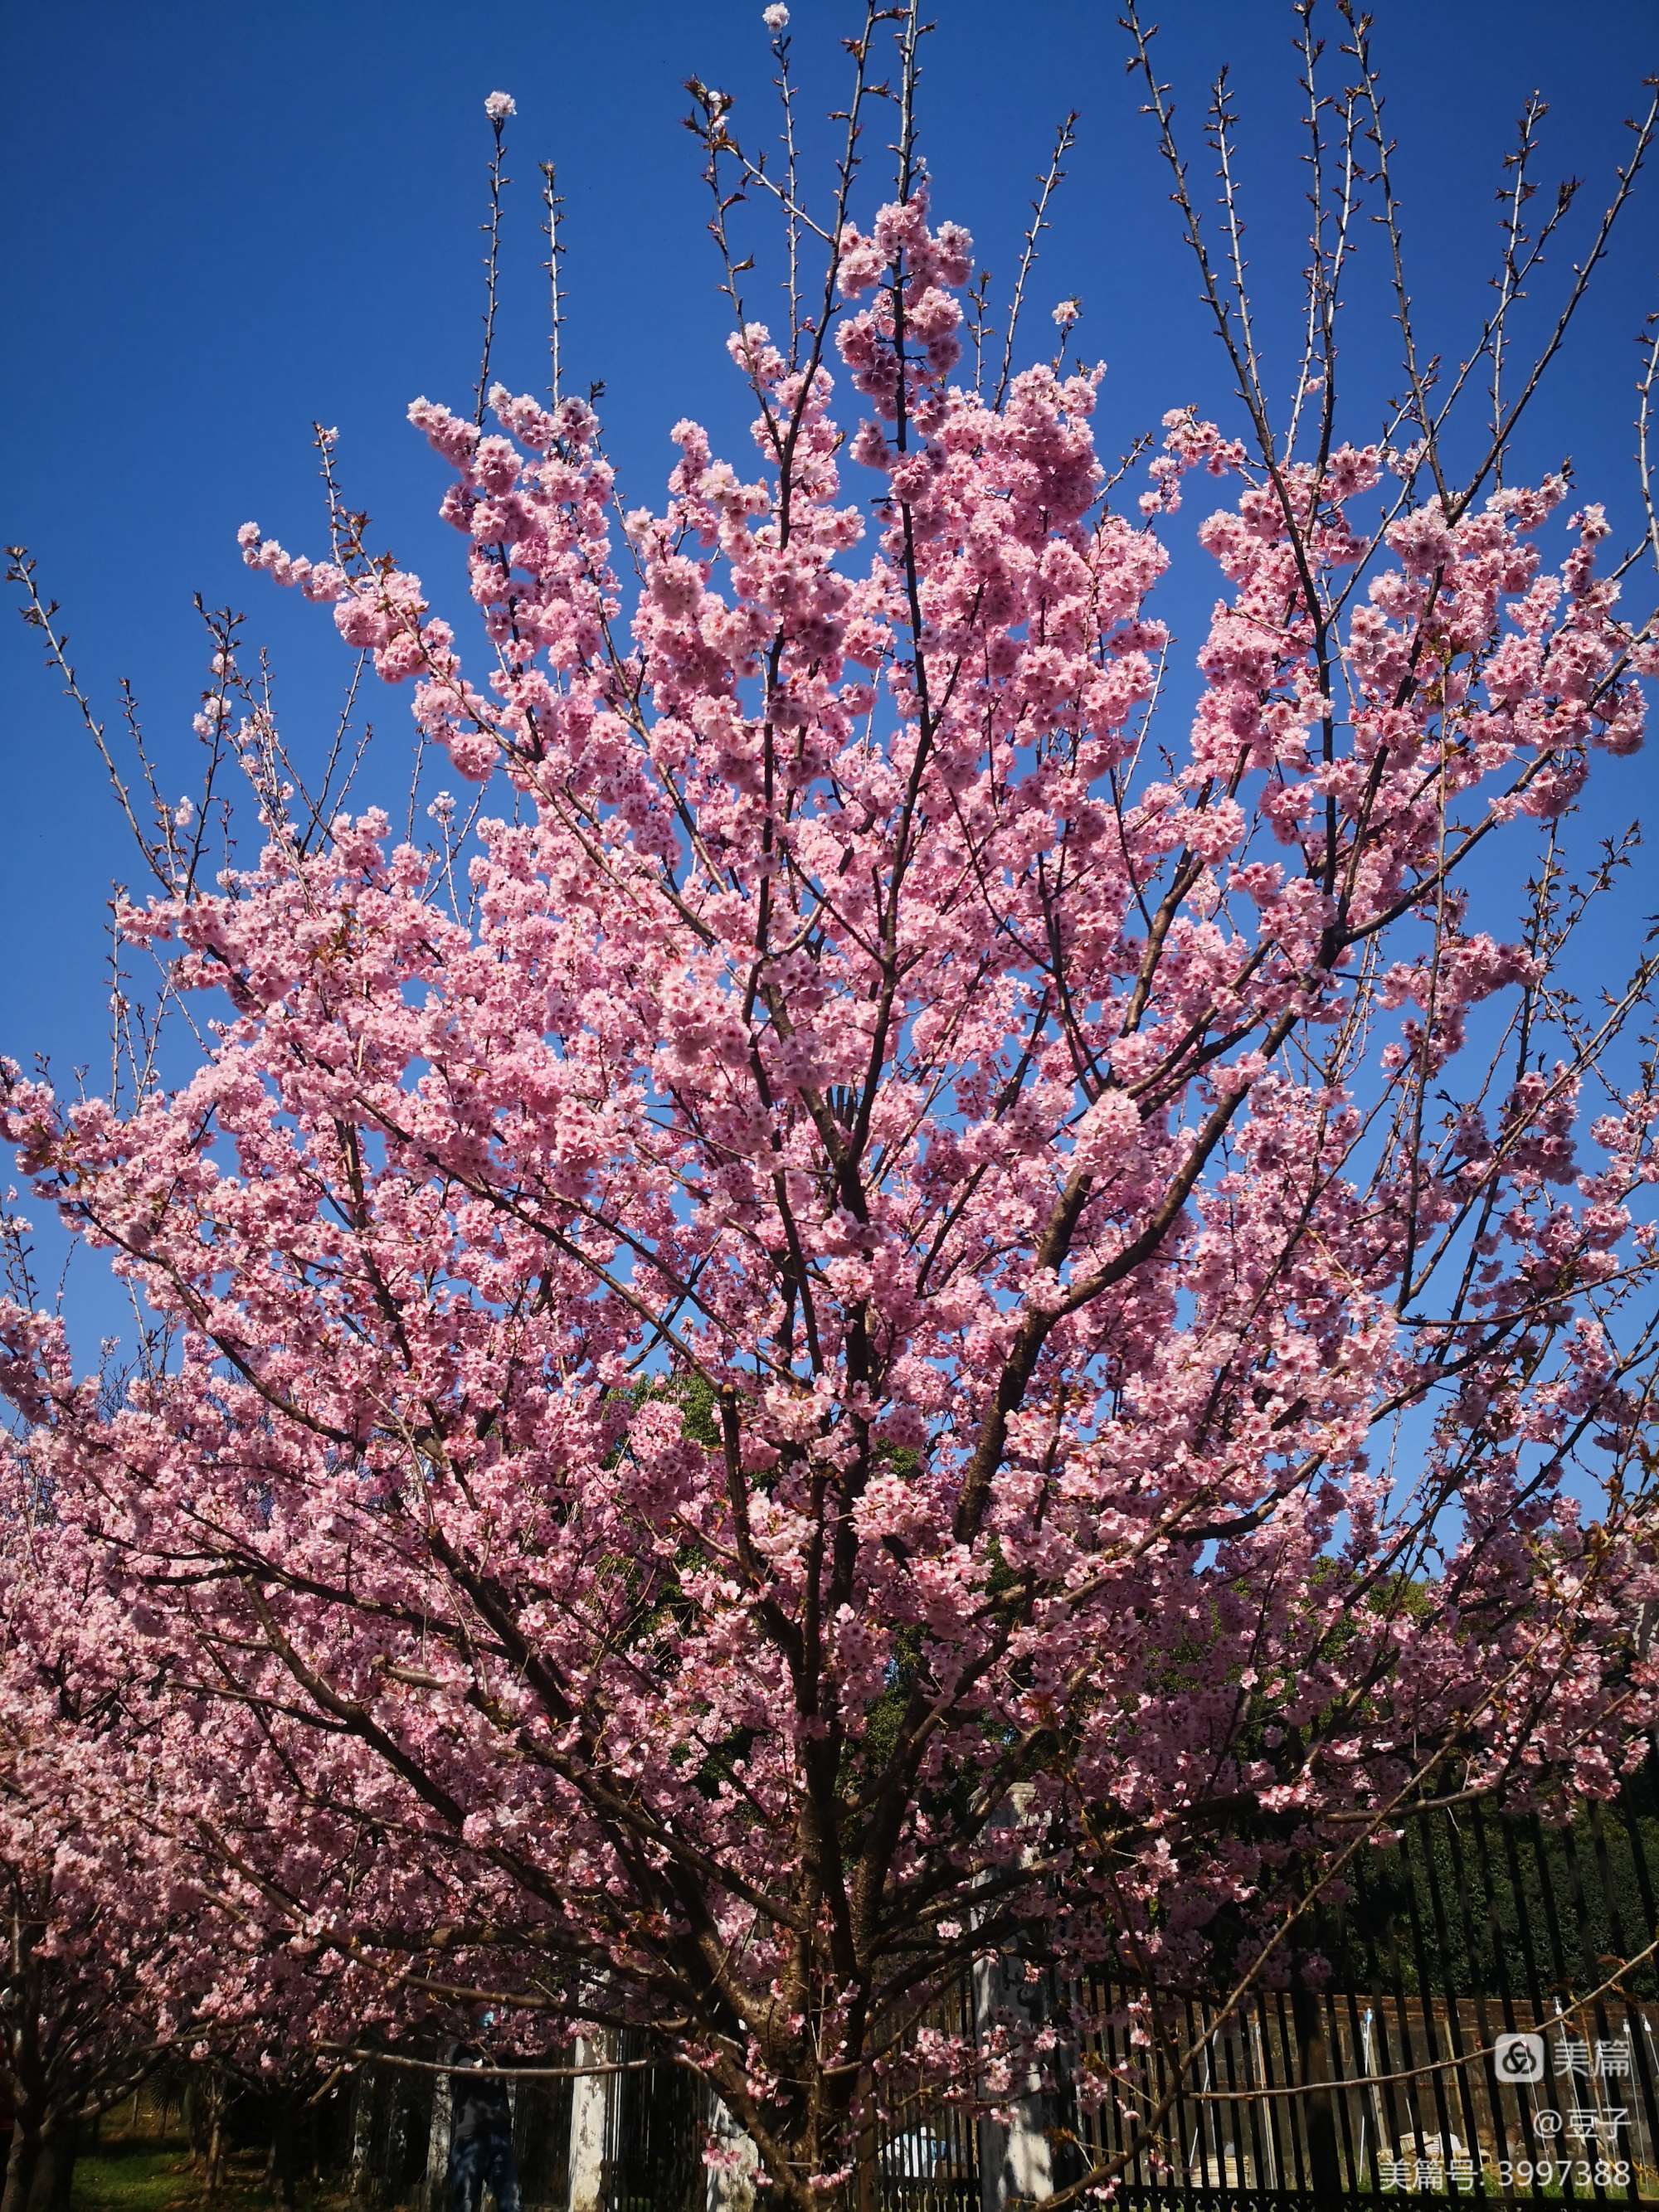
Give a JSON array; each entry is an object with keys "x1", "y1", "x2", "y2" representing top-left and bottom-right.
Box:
[{"x1": 0, "y1": 1452, "x2": 173, "y2": 2212}]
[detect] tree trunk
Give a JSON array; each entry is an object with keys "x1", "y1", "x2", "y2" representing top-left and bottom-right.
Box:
[
  {"x1": 205, "y1": 2083, "x2": 226, "y2": 2204},
  {"x1": 1292, "y1": 1981, "x2": 1343, "y2": 2200},
  {"x1": 270, "y1": 2096, "x2": 301, "y2": 2212},
  {"x1": 348, "y1": 2071, "x2": 375, "y2": 2203},
  {"x1": 385, "y1": 2078, "x2": 419, "y2": 2204},
  {"x1": 26, "y1": 2122, "x2": 75, "y2": 2212},
  {"x1": 3, "y1": 1909, "x2": 47, "y2": 2212},
  {"x1": 422, "y1": 2066, "x2": 450, "y2": 2212},
  {"x1": 851, "y1": 2127, "x2": 879, "y2": 2212},
  {"x1": 184, "y1": 2078, "x2": 208, "y2": 2169},
  {"x1": 0, "y1": 2127, "x2": 41, "y2": 2212}
]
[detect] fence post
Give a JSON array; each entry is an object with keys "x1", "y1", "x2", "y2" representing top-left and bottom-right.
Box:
[{"x1": 565, "y1": 2037, "x2": 612, "y2": 2212}]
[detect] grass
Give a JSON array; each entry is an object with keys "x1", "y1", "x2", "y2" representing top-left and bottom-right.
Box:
[
  {"x1": 71, "y1": 2136, "x2": 354, "y2": 2212},
  {"x1": 74, "y1": 2142, "x2": 246, "y2": 2212}
]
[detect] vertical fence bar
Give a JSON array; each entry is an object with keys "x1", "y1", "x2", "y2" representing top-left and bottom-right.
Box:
[
  {"x1": 1445, "y1": 1805, "x2": 1511, "y2": 2195},
  {"x1": 1334, "y1": 1873, "x2": 1379, "y2": 2191},
  {"x1": 1400, "y1": 1817, "x2": 1461, "y2": 2171},
  {"x1": 1237, "y1": 1988, "x2": 1272, "y2": 2193},
  {"x1": 1417, "y1": 1811, "x2": 1487, "y2": 2186},
  {"x1": 1264, "y1": 1985, "x2": 1304, "y2": 2190},
  {"x1": 1588, "y1": 1800, "x2": 1656, "y2": 2203},
  {"x1": 1530, "y1": 1811, "x2": 1590, "y2": 2201},
  {"x1": 1325, "y1": 1981, "x2": 1364, "y2": 2195},
  {"x1": 1563, "y1": 1811, "x2": 1622, "y2": 2205}
]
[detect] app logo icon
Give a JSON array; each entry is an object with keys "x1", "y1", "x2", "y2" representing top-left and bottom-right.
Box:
[{"x1": 1494, "y1": 2033, "x2": 1546, "y2": 2083}]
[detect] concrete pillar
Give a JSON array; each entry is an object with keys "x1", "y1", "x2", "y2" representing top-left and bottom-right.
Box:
[
  {"x1": 705, "y1": 2093, "x2": 757, "y2": 2212},
  {"x1": 974, "y1": 1954, "x2": 1077, "y2": 2212},
  {"x1": 565, "y1": 2037, "x2": 612, "y2": 2212}
]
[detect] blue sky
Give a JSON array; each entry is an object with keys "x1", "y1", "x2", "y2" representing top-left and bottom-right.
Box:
[{"x1": 2, "y1": 0, "x2": 1657, "y2": 1352}]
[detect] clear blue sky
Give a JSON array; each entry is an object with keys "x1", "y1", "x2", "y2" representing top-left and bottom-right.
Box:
[{"x1": 2, "y1": 0, "x2": 1657, "y2": 1347}]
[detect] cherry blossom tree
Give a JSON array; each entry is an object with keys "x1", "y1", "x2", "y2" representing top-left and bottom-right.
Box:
[
  {"x1": 0, "y1": 1312, "x2": 412, "y2": 2212},
  {"x1": 7, "y1": 7, "x2": 1659, "y2": 2205},
  {"x1": 0, "y1": 1430, "x2": 182, "y2": 2212}
]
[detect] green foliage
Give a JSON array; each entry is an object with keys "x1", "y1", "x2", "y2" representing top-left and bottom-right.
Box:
[{"x1": 1331, "y1": 1788, "x2": 1659, "y2": 2002}]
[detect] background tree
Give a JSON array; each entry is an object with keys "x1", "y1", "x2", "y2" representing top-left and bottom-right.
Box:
[
  {"x1": 0, "y1": 1327, "x2": 395, "y2": 2212},
  {"x1": 0, "y1": 1427, "x2": 180, "y2": 2212}
]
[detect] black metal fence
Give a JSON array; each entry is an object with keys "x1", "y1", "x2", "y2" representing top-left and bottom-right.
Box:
[
  {"x1": 596, "y1": 1981, "x2": 985, "y2": 2212},
  {"x1": 335, "y1": 1790, "x2": 1659, "y2": 2208},
  {"x1": 869, "y1": 1971, "x2": 983, "y2": 2212},
  {"x1": 601, "y1": 2032, "x2": 704, "y2": 2212},
  {"x1": 347, "y1": 2062, "x2": 572, "y2": 2210},
  {"x1": 1076, "y1": 1795, "x2": 1659, "y2": 2205}
]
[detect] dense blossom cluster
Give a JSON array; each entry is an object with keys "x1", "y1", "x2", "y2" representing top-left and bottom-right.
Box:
[{"x1": 5, "y1": 176, "x2": 1658, "y2": 2207}]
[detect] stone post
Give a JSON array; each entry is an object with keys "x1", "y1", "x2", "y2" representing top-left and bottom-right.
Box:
[
  {"x1": 974, "y1": 1951, "x2": 1072, "y2": 2211},
  {"x1": 705, "y1": 2093, "x2": 757, "y2": 2212},
  {"x1": 565, "y1": 2036, "x2": 612, "y2": 2212}
]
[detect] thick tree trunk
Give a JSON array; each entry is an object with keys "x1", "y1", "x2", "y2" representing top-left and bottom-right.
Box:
[
  {"x1": 385, "y1": 2078, "x2": 418, "y2": 2204},
  {"x1": 1292, "y1": 1981, "x2": 1343, "y2": 2200},
  {"x1": 0, "y1": 2128, "x2": 40, "y2": 2212},
  {"x1": 270, "y1": 2109, "x2": 301, "y2": 2212},
  {"x1": 348, "y1": 2071, "x2": 375, "y2": 2203},
  {"x1": 3, "y1": 1911, "x2": 46, "y2": 2212},
  {"x1": 26, "y1": 2121, "x2": 75, "y2": 2212},
  {"x1": 422, "y1": 2066, "x2": 450, "y2": 2212}
]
